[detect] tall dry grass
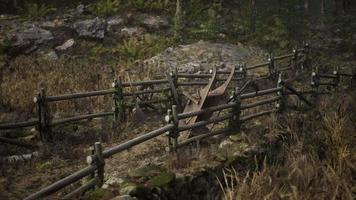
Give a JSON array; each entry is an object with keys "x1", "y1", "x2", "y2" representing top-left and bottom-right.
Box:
[
  {"x1": 1, "y1": 55, "x2": 115, "y2": 117},
  {"x1": 218, "y1": 93, "x2": 356, "y2": 200}
]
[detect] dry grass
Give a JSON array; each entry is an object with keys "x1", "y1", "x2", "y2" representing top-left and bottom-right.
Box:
[
  {"x1": 1, "y1": 55, "x2": 115, "y2": 116},
  {"x1": 218, "y1": 92, "x2": 356, "y2": 200}
]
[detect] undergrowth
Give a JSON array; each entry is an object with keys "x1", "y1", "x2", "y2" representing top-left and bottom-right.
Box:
[
  {"x1": 89, "y1": 0, "x2": 121, "y2": 17},
  {"x1": 18, "y1": 2, "x2": 56, "y2": 20},
  {"x1": 218, "y1": 93, "x2": 356, "y2": 200}
]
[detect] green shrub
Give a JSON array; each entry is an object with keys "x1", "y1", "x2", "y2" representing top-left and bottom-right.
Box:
[
  {"x1": 18, "y1": 2, "x2": 56, "y2": 20},
  {"x1": 255, "y1": 16, "x2": 291, "y2": 53},
  {"x1": 128, "y1": 0, "x2": 172, "y2": 12},
  {"x1": 89, "y1": 0, "x2": 121, "y2": 17}
]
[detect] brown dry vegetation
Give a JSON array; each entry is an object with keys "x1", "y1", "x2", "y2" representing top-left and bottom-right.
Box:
[
  {"x1": 1, "y1": 55, "x2": 115, "y2": 116},
  {"x1": 219, "y1": 92, "x2": 356, "y2": 200}
]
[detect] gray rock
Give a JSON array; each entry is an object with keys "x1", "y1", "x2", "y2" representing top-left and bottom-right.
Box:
[
  {"x1": 110, "y1": 195, "x2": 137, "y2": 200},
  {"x1": 107, "y1": 16, "x2": 125, "y2": 32},
  {"x1": 141, "y1": 15, "x2": 168, "y2": 30},
  {"x1": 73, "y1": 17, "x2": 106, "y2": 39},
  {"x1": 7, "y1": 25, "x2": 54, "y2": 54},
  {"x1": 43, "y1": 50, "x2": 58, "y2": 60},
  {"x1": 121, "y1": 27, "x2": 145, "y2": 37},
  {"x1": 55, "y1": 38, "x2": 75, "y2": 51}
]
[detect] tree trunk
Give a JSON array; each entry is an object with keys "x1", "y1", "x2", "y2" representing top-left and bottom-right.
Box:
[
  {"x1": 174, "y1": 0, "x2": 183, "y2": 39},
  {"x1": 304, "y1": 0, "x2": 309, "y2": 14},
  {"x1": 320, "y1": 0, "x2": 325, "y2": 28},
  {"x1": 250, "y1": 0, "x2": 257, "y2": 33}
]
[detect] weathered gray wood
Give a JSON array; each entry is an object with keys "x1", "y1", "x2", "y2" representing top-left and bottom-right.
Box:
[
  {"x1": 0, "y1": 137, "x2": 37, "y2": 149},
  {"x1": 101, "y1": 124, "x2": 174, "y2": 158},
  {"x1": 0, "y1": 119, "x2": 39, "y2": 130},
  {"x1": 280, "y1": 81, "x2": 313, "y2": 106},
  {"x1": 24, "y1": 165, "x2": 97, "y2": 200},
  {"x1": 178, "y1": 113, "x2": 234, "y2": 132},
  {"x1": 246, "y1": 62, "x2": 270, "y2": 70},
  {"x1": 166, "y1": 73, "x2": 182, "y2": 111},
  {"x1": 123, "y1": 87, "x2": 171, "y2": 97},
  {"x1": 39, "y1": 88, "x2": 52, "y2": 142},
  {"x1": 122, "y1": 79, "x2": 169, "y2": 87},
  {"x1": 94, "y1": 142, "x2": 105, "y2": 187},
  {"x1": 51, "y1": 112, "x2": 114, "y2": 126},
  {"x1": 62, "y1": 178, "x2": 98, "y2": 200},
  {"x1": 240, "y1": 109, "x2": 278, "y2": 123},
  {"x1": 241, "y1": 96, "x2": 280, "y2": 110},
  {"x1": 178, "y1": 103, "x2": 236, "y2": 120},
  {"x1": 177, "y1": 128, "x2": 232, "y2": 148},
  {"x1": 240, "y1": 87, "x2": 282, "y2": 100},
  {"x1": 46, "y1": 90, "x2": 115, "y2": 102}
]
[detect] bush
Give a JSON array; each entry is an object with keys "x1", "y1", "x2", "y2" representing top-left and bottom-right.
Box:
[
  {"x1": 89, "y1": 0, "x2": 121, "y2": 17},
  {"x1": 18, "y1": 2, "x2": 55, "y2": 20}
]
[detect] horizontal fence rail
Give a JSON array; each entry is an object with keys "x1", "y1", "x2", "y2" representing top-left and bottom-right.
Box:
[
  {"x1": 51, "y1": 112, "x2": 115, "y2": 126},
  {"x1": 22, "y1": 45, "x2": 355, "y2": 199},
  {"x1": 0, "y1": 119, "x2": 39, "y2": 130},
  {"x1": 45, "y1": 89, "x2": 115, "y2": 102},
  {"x1": 102, "y1": 124, "x2": 175, "y2": 158},
  {"x1": 24, "y1": 165, "x2": 97, "y2": 200}
]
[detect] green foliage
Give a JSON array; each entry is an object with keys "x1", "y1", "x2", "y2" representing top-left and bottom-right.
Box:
[
  {"x1": 18, "y1": 2, "x2": 55, "y2": 20},
  {"x1": 89, "y1": 34, "x2": 175, "y2": 67},
  {"x1": 185, "y1": 2, "x2": 223, "y2": 41},
  {"x1": 89, "y1": 0, "x2": 121, "y2": 17},
  {"x1": 255, "y1": 16, "x2": 291, "y2": 53},
  {"x1": 128, "y1": 0, "x2": 172, "y2": 12}
]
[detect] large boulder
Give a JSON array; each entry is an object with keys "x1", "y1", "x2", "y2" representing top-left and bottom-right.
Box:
[
  {"x1": 73, "y1": 17, "x2": 106, "y2": 40},
  {"x1": 7, "y1": 25, "x2": 54, "y2": 54}
]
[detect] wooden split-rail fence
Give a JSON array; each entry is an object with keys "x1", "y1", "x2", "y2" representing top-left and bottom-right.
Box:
[
  {"x1": 0, "y1": 45, "x2": 310, "y2": 147},
  {"x1": 1, "y1": 45, "x2": 355, "y2": 199}
]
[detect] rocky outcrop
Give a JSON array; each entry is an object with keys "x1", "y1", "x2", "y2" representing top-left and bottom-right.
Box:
[
  {"x1": 137, "y1": 41, "x2": 266, "y2": 76},
  {"x1": 6, "y1": 26, "x2": 54, "y2": 54},
  {"x1": 73, "y1": 17, "x2": 106, "y2": 40}
]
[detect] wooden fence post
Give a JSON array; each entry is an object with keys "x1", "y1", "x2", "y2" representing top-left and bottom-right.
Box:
[
  {"x1": 351, "y1": 69, "x2": 356, "y2": 88},
  {"x1": 268, "y1": 55, "x2": 277, "y2": 81},
  {"x1": 94, "y1": 142, "x2": 105, "y2": 187},
  {"x1": 292, "y1": 49, "x2": 299, "y2": 75},
  {"x1": 37, "y1": 88, "x2": 52, "y2": 142},
  {"x1": 333, "y1": 68, "x2": 340, "y2": 91},
  {"x1": 171, "y1": 105, "x2": 179, "y2": 151},
  {"x1": 165, "y1": 109, "x2": 173, "y2": 153},
  {"x1": 88, "y1": 146, "x2": 96, "y2": 191},
  {"x1": 113, "y1": 77, "x2": 124, "y2": 122},
  {"x1": 276, "y1": 73, "x2": 286, "y2": 113},
  {"x1": 238, "y1": 63, "x2": 247, "y2": 82},
  {"x1": 229, "y1": 89, "x2": 241, "y2": 133},
  {"x1": 303, "y1": 43, "x2": 310, "y2": 70}
]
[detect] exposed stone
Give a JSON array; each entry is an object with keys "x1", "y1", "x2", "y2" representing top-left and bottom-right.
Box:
[
  {"x1": 139, "y1": 41, "x2": 266, "y2": 76},
  {"x1": 7, "y1": 26, "x2": 54, "y2": 54},
  {"x1": 110, "y1": 195, "x2": 137, "y2": 200},
  {"x1": 121, "y1": 27, "x2": 145, "y2": 37},
  {"x1": 73, "y1": 17, "x2": 106, "y2": 39},
  {"x1": 55, "y1": 38, "x2": 75, "y2": 51},
  {"x1": 44, "y1": 50, "x2": 58, "y2": 60},
  {"x1": 107, "y1": 16, "x2": 125, "y2": 32},
  {"x1": 141, "y1": 15, "x2": 169, "y2": 30}
]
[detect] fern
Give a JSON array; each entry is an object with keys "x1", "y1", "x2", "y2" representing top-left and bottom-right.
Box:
[
  {"x1": 18, "y1": 2, "x2": 56, "y2": 20},
  {"x1": 90, "y1": 0, "x2": 121, "y2": 17}
]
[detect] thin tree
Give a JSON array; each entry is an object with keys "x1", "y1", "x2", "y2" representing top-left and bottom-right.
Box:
[
  {"x1": 320, "y1": 0, "x2": 325, "y2": 28},
  {"x1": 174, "y1": 0, "x2": 183, "y2": 40}
]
